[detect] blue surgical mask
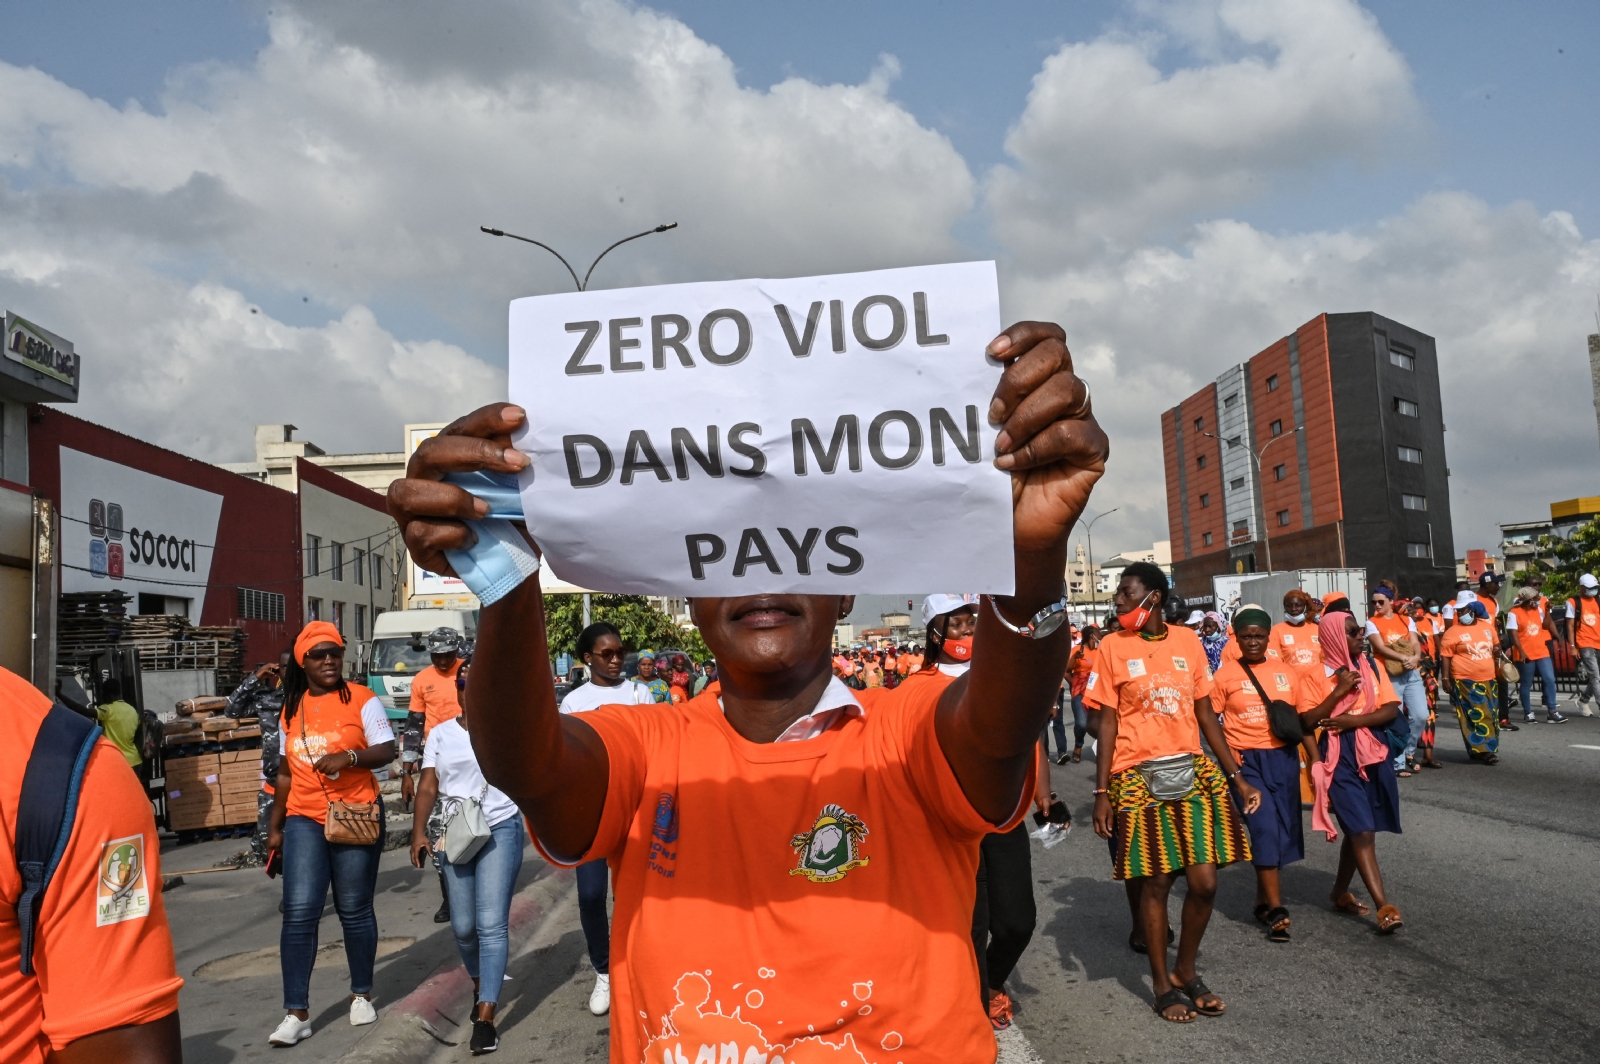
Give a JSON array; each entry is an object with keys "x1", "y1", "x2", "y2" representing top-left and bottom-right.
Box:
[
  {"x1": 1285, "y1": 612, "x2": 1306, "y2": 626},
  {"x1": 1429, "y1": 606, "x2": 1439, "y2": 614}
]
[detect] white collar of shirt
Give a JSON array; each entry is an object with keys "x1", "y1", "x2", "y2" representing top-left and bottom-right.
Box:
[
  {"x1": 721, "y1": 675, "x2": 864, "y2": 743},
  {"x1": 936, "y1": 662, "x2": 970, "y2": 677}
]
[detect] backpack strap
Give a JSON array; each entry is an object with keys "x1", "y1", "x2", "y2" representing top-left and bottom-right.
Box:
[{"x1": 16, "y1": 703, "x2": 102, "y2": 975}]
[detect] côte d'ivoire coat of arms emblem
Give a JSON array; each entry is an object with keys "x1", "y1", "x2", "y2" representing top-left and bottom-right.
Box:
[{"x1": 789, "y1": 804, "x2": 870, "y2": 883}]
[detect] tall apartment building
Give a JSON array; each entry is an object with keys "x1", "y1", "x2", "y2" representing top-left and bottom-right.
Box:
[{"x1": 1161, "y1": 312, "x2": 1456, "y2": 604}]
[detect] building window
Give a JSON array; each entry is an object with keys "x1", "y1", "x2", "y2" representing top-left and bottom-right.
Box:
[
  {"x1": 1232, "y1": 520, "x2": 1249, "y2": 539},
  {"x1": 237, "y1": 587, "x2": 286, "y2": 622},
  {"x1": 355, "y1": 604, "x2": 367, "y2": 640},
  {"x1": 1403, "y1": 493, "x2": 1427, "y2": 511},
  {"x1": 1398, "y1": 446, "x2": 1423, "y2": 464},
  {"x1": 1224, "y1": 393, "x2": 1238, "y2": 409},
  {"x1": 330, "y1": 542, "x2": 344, "y2": 581},
  {"x1": 1406, "y1": 542, "x2": 1431, "y2": 559},
  {"x1": 1194, "y1": 417, "x2": 1204, "y2": 432},
  {"x1": 1202, "y1": 532, "x2": 1213, "y2": 547},
  {"x1": 1277, "y1": 509, "x2": 1290, "y2": 526},
  {"x1": 308, "y1": 597, "x2": 322, "y2": 621},
  {"x1": 372, "y1": 553, "x2": 383, "y2": 589},
  {"x1": 353, "y1": 547, "x2": 365, "y2": 587},
  {"x1": 332, "y1": 601, "x2": 345, "y2": 634},
  {"x1": 305, "y1": 535, "x2": 320, "y2": 577},
  {"x1": 1267, "y1": 374, "x2": 1279, "y2": 391},
  {"x1": 1200, "y1": 493, "x2": 1210, "y2": 508},
  {"x1": 1270, "y1": 419, "x2": 1283, "y2": 436},
  {"x1": 1395, "y1": 398, "x2": 1419, "y2": 417},
  {"x1": 1197, "y1": 454, "x2": 1207, "y2": 469},
  {"x1": 1230, "y1": 477, "x2": 1245, "y2": 491},
  {"x1": 1390, "y1": 345, "x2": 1415, "y2": 371},
  {"x1": 1274, "y1": 463, "x2": 1287, "y2": 481}
]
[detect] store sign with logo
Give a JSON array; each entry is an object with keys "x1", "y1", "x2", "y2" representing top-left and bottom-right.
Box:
[
  {"x1": 4, "y1": 312, "x2": 79, "y2": 389},
  {"x1": 59, "y1": 447, "x2": 224, "y2": 622}
]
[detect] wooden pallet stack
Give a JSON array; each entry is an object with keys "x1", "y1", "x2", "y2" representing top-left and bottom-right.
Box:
[{"x1": 56, "y1": 591, "x2": 133, "y2": 660}]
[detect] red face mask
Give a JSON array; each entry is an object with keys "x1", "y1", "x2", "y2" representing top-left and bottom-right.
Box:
[
  {"x1": 942, "y1": 636, "x2": 973, "y2": 661},
  {"x1": 1118, "y1": 592, "x2": 1156, "y2": 633}
]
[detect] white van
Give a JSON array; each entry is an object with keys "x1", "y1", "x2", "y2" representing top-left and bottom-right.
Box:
[{"x1": 367, "y1": 608, "x2": 478, "y2": 715}]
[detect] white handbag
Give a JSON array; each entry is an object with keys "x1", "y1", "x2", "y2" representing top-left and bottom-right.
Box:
[{"x1": 441, "y1": 783, "x2": 492, "y2": 864}]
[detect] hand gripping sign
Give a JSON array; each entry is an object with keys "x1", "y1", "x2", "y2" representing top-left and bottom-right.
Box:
[{"x1": 497, "y1": 261, "x2": 1013, "y2": 597}]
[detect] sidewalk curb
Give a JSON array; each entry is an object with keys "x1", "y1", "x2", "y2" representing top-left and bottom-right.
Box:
[{"x1": 337, "y1": 862, "x2": 575, "y2": 1064}]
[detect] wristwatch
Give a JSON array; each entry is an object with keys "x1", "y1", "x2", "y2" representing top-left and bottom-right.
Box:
[{"x1": 986, "y1": 591, "x2": 1071, "y2": 640}]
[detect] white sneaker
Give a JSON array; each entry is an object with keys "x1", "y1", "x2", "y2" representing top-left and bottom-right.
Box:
[
  {"x1": 588, "y1": 974, "x2": 611, "y2": 1016},
  {"x1": 1582, "y1": 705, "x2": 1594, "y2": 717},
  {"x1": 350, "y1": 996, "x2": 378, "y2": 1026},
  {"x1": 269, "y1": 1014, "x2": 313, "y2": 1046}
]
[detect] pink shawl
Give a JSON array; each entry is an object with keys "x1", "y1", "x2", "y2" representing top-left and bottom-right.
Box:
[{"x1": 1310, "y1": 612, "x2": 1389, "y2": 841}]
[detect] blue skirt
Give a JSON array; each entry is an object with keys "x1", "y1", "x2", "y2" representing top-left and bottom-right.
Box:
[
  {"x1": 1319, "y1": 728, "x2": 1401, "y2": 835},
  {"x1": 1238, "y1": 745, "x2": 1305, "y2": 868}
]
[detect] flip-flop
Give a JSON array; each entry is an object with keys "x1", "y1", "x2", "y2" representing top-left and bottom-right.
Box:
[
  {"x1": 1153, "y1": 988, "x2": 1196, "y2": 1023},
  {"x1": 1264, "y1": 906, "x2": 1291, "y2": 943},
  {"x1": 1332, "y1": 892, "x2": 1370, "y2": 916},
  {"x1": 1252, "y1": 903, "x2": 1272, "y2": 925},
  {"x1": 1180, "y1": 977, "x2": 1225, "y2": 1016}
]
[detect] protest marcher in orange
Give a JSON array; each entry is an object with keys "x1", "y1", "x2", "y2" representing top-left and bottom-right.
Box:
[
  {"x1": 389, "y1": 321, "x2": 1108, "y2": 1063},
  {"x1": 1269, "y1": 590, "x2": 1321, "y2": 673},
  {"x1": 1440, "y1": 593, "x2": 1502, "y2": 763},
  {"x1": 1506, "y1": 586, "x2": 1567, "y2": 725}
]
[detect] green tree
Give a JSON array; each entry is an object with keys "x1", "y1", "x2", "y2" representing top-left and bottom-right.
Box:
[
  {"x1": 1534, "y1": 517, "x2": 1600, "y2": 605},
  {"x1": 543, "y1": 594, "x2": 712, "y2": 663}
]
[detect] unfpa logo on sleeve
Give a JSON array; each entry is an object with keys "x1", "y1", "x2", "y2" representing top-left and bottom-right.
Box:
[{"x1": 790, "y1": 804, "x2": 869, "y2": 883}]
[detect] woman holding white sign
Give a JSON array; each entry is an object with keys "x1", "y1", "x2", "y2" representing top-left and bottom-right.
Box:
[{"x1": 388, "y1": 320, "x2": 1107, "y2": 1064}]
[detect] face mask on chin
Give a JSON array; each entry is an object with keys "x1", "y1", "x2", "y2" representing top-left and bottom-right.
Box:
[
  {"x1": 1285, "y1": 612, "x2": 1306, "y2": 626},
  {"x1": 1117, "y1": 592, "x2": 1157, "y2": 633},
  {"x1": 942, "y1": 636, "x2": 973, "y2": 661}
]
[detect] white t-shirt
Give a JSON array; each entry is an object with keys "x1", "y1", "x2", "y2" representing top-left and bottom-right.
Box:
[
  {"x1": 560, "y1": 678, "x2": 658, "y2": 714},
  {"x1": 279, "y1": 695, "x2": 394, "y2": 755},
  {"x1": 421, "y1": 718, "x2": 520, "y2": 827}
]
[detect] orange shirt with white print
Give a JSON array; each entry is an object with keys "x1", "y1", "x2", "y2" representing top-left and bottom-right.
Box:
[
  {"x1": 1568, "y1": 596, "x2": 1600, "y2": 650},
  {"x1": 1505, "y1": 605, "x2": 1551, "y2": 661},
  {"x1": 1440, "y1": 622, "x2": 1497, "y2": 682},
  {"x1": 281, "y1": 683, "x2": 395, "y2": 822},
  {"x1": 0, "y1": 668, "x2": 182, "y2": 1064},
  {"x1": 1084, "y1": 626, "x2": 1214, "y2": 774},
  {"x1": 1211, "y1": 658, "x2": 1299, "y2": 753},
  {"x1": 411, "y1": 659, "x2": 462, "y2": 737},
  {"x1": 1365, "y1": 614, "x2": 1418, "y2": 663},
  {"x1": 1268, "y1": 621, "x2": 1321, "y2": 672},
  {"x1": 534, "y1": 673, "x2": 1035, "y2": 1064},
  {"x1": 1296, "y1": 660, "x2": 1399, "y2": 713}
]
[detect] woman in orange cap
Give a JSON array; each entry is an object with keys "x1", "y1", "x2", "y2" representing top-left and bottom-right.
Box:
[{"x1": 264, "y1": 621, "x2": 398, "y2": 1047}]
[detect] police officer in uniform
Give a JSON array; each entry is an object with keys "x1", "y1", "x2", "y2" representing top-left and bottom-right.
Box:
[{"x1": 227, "y1": 648, "x2": 291, "y2": 863}]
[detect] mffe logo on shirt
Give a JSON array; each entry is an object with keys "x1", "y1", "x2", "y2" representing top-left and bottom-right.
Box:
[{"x1": 96, "y1": 834, "x2": 151, "y2": 926}]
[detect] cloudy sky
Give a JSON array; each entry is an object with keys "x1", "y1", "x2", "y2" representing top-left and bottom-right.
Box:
[{"x1": 2, "y1": 0, "x2": 1595, "y2": 558}]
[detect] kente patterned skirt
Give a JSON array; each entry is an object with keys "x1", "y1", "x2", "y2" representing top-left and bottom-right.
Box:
[{"x1": 1108, "y1": 754, "x2": 1251, "y2": 880}]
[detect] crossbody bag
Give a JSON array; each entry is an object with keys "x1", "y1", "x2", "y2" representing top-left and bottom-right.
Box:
[
  {"x1": 440, "y1": 781, "x2": 492, "y2": 865},
  {"x1": 299, "y1": 707, "x2": 384, "y2": 846},
  {"x1": 1240, "y1": 660, "x2": 1306, "y2": 745}
]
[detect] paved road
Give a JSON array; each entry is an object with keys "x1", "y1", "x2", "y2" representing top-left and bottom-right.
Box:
[{"x1": 162, "y1": 703, "x2": 1600, "y2": 1062}]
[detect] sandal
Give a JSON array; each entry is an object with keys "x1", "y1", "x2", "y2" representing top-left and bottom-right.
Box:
[
  {"x1": 1264, "y1": 906, "x2": 1291, "y2": 943},
  {"x1": 1376, "y1": 905, "x2": 1404, "y2": 934},
  {"x1": 1422, "y1": 760, "x2": 1444, "y2": 769},
  {"x1": 1332, "y1": 892, "x2": 1370, "y2": 916},
  {"x1": 1252, "y1": 903, "x2": 1271, "y2": 924},
  {"x1": 1071, "y1": 748, "x2": 1082, "y2": 763},
  {"x1": 1396, "y1": 768, "x2": 1414, "y2": 778},
  {"x1": 1179, "y1": 977, "x2": 1225, "y2": 1016},
  {"x1": 1153, "y1": 988, "x2": 1196, "y2": 1023}
]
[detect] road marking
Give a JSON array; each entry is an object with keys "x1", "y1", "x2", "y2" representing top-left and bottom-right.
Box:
[
  {"x1": 997, "y1": 1024, "x2": 1045, "y2": 1064},
  {"x1": 1570, "y1": 744, "x2": 1600, "y2": 751}
]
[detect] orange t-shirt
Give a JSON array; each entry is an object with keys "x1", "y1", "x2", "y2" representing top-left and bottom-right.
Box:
[
  {"x1": 1295, "y1": 662, "x2": 1399, "y2": 713},
  {"x1": 282, "y1": 683, "x2": 393, "y2": 822},
  {"x1": 1568, "y1": 597, "x2": 1600, "y2": 650},
  {"x1": 1084, "y1": 627, "x2": 1214, "y2": 774},
  {"x1": 1211, "y1": 658, "x2": 1298, "y2": 753},
  {"x1": 1366, "y1": 614, "x2": 1418, "y2": 663},
  {"x1": 1440, "y1": 622, "x2": 1497, "y2": 682},
  {"x1": 0, "y1": 668, "x2": 182, "y2": 1063},
  {"x1": 536, "y1": 674, "x2": 1033, "y2": 1064},
  {"x1": 1268, "y1": 622, "x2": 1321, "y2": 671},
  {"x1": 1475, "y1": 592, "x2": 1499, "y2": 623},
  {"x1": 411, "y1": 660, "x2": 463, "y2": 736},
  {"x1": 1505, "y1": 605, "x2": 1550, "y2": 661}
]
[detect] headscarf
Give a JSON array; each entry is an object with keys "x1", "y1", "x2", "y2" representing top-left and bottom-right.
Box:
[
  {"x1": 294, "y1": 620, "x2": 344, "y2": 664},
  {"x1": 1231, "y1": 606, "x2": 1273, "y2": 632},
  {"x1": 1310, "y1": 610, "x2": 1388, "y2": 842},
  {"x1": 1200, "y1": 610, "x2": 1229, "y2": 671}
]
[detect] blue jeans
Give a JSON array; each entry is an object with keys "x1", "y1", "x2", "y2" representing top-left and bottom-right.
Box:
[
  {"x1": 576, "y1": 859, "x2": 610, "y2": 974},
  {"x1": 280, "y1": 800, "x2": 385, "y2": 1011},
  {"x1": 1519, "y1": 657, "x2": 1558, "y2": 714},
  {"x1": 1070, "y1": 694, "x2": 1088, "y2": 746},
  {"x1": 1390, "y1": 669, "x2": 1429, "y2": 771},
  {"x1": 442, "y1": 816, "x2": 526, "y2": 1005}
]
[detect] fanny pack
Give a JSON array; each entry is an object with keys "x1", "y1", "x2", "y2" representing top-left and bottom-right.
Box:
[
  {"x1": 1241, "y1": 660, "x2": 1305, "y2": 745},
  {"x1": 1136, "y1": 752, "x2": 1196, "y2": 802}
]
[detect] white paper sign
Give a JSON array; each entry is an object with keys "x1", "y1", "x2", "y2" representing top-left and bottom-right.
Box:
[{"x1": 508, "y1": 261, "x2": 1014, "y2": 595}]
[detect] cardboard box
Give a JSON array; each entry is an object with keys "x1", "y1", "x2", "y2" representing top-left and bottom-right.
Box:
[
  {"x1": 201, "y1": 717, "x2": 236, "y2": 733},
  {"x1": 170, "y1": 807, "x2": 229, "y2": 830},
  {"x1": 222, "y1": 804, "x2": 261, "y2": 826},
  {"x1": 176, "y1": 696, "x2": 229, "y2": 716},
  {"x1": 164, "y1": 732, "x2": 205, "y2": 747},
  {"x1": 218, "y1": 727, "x2": 262, "y2": 741},
  {"x1": 220, "y1": 750, "x2": 264, "y2": 764},
  {"x1": 166, "y1": 754, "x2": 221, "y2": 779}
]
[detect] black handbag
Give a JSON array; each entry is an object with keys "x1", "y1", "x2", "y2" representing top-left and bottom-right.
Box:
[{"x1": 1241, "y1": 660, "x2": 1304, "y2": 745}]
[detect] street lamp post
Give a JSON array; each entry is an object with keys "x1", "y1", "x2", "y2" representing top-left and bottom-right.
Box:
[
  {"x1": 479, "y1": 220, "x2": 680, "y2": 627},
  {"x1": 1083, "y1": 508, "x2": 1119, "y2": 623},
  {"x1": 1202, "y1": 427, "x2": 1303, "y2": 575}
]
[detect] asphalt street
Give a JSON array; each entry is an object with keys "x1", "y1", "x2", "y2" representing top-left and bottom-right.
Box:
[{"x1": 160, "y1": 700, "x2": 1600, "y2": 1063}]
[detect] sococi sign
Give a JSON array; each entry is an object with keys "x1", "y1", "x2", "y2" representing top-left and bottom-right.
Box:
[{"x1": 509, "y1": 261, "x2": 1015, "y2": 595}]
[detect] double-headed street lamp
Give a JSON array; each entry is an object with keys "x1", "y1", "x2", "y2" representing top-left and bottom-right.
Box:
[
  {"x1": 480, "y1": 220, "x2": 679, "y2": 627},
  {"x1": 1200, "y1": 426, "x2": 1303, "y2": 575},
  {"x1": 1082, "y1": 508, "x2": 1118, "y2": 621}
]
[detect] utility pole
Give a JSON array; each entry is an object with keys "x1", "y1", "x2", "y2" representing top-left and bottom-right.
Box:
[
  {"x1": 1083, "y1": 508, "x2": 1118, "y2": 623},
  {"x1": 1202, "y1": 427, "x2": 1303, "y2": 575}
]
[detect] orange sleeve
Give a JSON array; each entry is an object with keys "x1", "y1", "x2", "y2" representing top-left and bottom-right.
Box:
[
  {"x1": 34, "y1": 743, "x2": 182, "y2": 1049},
  {"x1": 1295, "y1": 671, "x2": 1328, "y2": 712},
  {"x1": 529, "y1": 707, "x2": 649, "y2": 867},
  {"x1": 1082, "y1": 640, "x2": 1117, "y2": 712},
  {"x1": 1439, "y1": 634, "x2": 1455, "y2": 660}
]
